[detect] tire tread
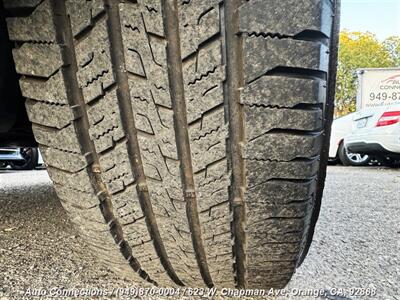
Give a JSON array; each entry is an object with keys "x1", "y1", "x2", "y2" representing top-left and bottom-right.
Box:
[{"x1": 5, "y1": 0, "x2": 339, "y2": 289}]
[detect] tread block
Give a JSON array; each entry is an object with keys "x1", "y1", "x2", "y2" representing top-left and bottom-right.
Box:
[
  {"x1": 178, "y1": 0, "x2": 222, "y2": 58},
  {"x1": 245, "y1": 106, "x2": 323, "y2": 140},
  {"x1": 190, "y1": 109, "x2": 227, "y2": 172},
  {"x1": 40, "y1": 146, "x2": 88, "y2": 173},
  {"x1": 68, "y1": 216, "x2": 108, "y2": 234},
  {"x1": 241, "y1": 76, "x2": 326, "y2": 108},
  {"x1": 146, "y1": 181, "x2": 177, "y2": 218},
  {"x1": 120, "y1": 3, "x2": 170, "y2": 101},
  {"x1": 248, "y1": 262, "x2": 296, "y2": 274},
  {"x1": 183, "y1": 39, "x2": 222, "y2": 86},
  {"x1": 184, "y1": 40, "x2": 225, "y2": 123},
  {"x1": 54, "y1": 183, "x2": 99, "y2": 209},
  {"x1": 47, "y1": 167, "x2": 94, "y2": 194},
  {"x1": 239, "y1": 0, "x2": 333, "y2": 37},
  {"x1": 32, "y1": 124, "x2": 81, "y2": 153},
  {"x1": 117, "y1": 209, "x2": 138, "y2": 227},
  {"x1": 243, "y1": 37, "x2": 329, "y2": 82},
  {"x1": 128, "y1": 81, "x2": 173, "y2": 137},
  {"x1": 195, "y1": 162, "x2": 230, "y2": 212},
  {"x1": 244, "y1": 272, "x2": 292, "y2": 289},
  {"x1": 246, "y1": 159, "x2": 319, "y2": 186},
  {"x1": 19, "y1": 71, "x2": 67, "y2": 104},
  {"x1": 12, "y1": 43, "x2": 62, "y2": 78},
  {"x1": 66, "y1": 0, "x2": 105, "y2": 37},
  {"x1": 139, "y1": 137, "x2": 179, "y2": 188},
  {"x1": 248, "y1": 243, "x2": 300, "y2": 262},
  {"x1": 245, "y1": 132, "x2": 322, "y2": 161},
  {"x1": 6, "y1": 0, "x2": 55, "y2": 42},
  {"x1": 112, "y1": 185, "x2": 143, "y2": 226},
  {"x1": 248, "y1": 219, "x2": 305, "y2": 243},
  {"x1": 26, "y1": 99, "x2": 72, "y2": 129},
  {"x1": 99, "y1": 141, "x2": 134, "y2": 194},
  {"x1": 247, "y1": 180, "x2": 316, "y2": 203},
  {"x1": 138, "y1": 0, "x2": 164, "y2": 37},
  {"x1": 125, "y1": 218, "x2": 154, "y2": 247},
  {"x1": 87, "y1": 90, "x2": 125, "y2": 153},
  {"x1": 75, "y1": 18, "x2": 115, "y2": 103},
  {"x1": 62, "y1": 203, "x2": 107, "y2": 229},
  {"x1": 80, "y1": 228, "x2": 121, "y2": 247},
  {"x1": 186, "y1": 67, "x2": 224, "y2": 123},
  {"x1": 131, "y1": 248, "x2": 173, "y2": 286},
  {"x1": 201, "y1": 205, "x2": 231, "y2": 239}
]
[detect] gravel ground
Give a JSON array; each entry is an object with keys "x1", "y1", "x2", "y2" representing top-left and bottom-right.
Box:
[{"x1": 0, "y1": 166, "x2": 399, "y2": 299}]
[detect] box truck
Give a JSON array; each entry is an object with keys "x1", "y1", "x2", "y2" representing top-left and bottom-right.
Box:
[{"x1": 356, "y1": 68, "x2": 400, "y2": 110}]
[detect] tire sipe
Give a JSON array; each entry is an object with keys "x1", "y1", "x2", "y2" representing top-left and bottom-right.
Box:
[{"x1": 4, "y1": 0, "x2": 340, "y2": 289}]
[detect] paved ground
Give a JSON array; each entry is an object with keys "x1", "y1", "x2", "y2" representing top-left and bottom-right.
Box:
[{"x1": 0, "y1": 166, "x2": 399, "y2": 299}]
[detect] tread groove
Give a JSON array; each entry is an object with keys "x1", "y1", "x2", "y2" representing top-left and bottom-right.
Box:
[
  {"x1": 223, "y1": 0, "x2": 247, "y2": 288},
  {"x1": 103, "y1": 0, "x2": 183, "y2": 286},
  {"x1": 241, "y1": 29, "x2": 329, "y2": 45},
  {"x1": 162, "y1": 0, "x2": 213, "y2": 288},
  {"x1": 247, "y1": 66, "x2": 327, "y2": 86}
]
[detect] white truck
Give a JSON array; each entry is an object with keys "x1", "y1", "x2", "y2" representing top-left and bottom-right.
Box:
[
  {"x1": 345, "y1": 68, "x2": 400, "y2": 167},
  {"x1": 356, "y1": 68, "x2": 400, "y2": 110}
]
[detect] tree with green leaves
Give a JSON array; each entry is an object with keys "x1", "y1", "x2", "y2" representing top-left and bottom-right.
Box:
[
  {"x1": 335, "y1": 31, "x2": 396, "y2": 117},
  {"x1": 383, "y1": 36, "x2": 400, "y2": 66}
]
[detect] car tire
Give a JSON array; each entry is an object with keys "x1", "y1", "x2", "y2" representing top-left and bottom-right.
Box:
[
  {"x1": 9, "y1": 147, "x2": 39, "y2": 170},
  {"x1": 328, "y1": 156, "x2": 340, "y2": 165},
  {"x1": 338, "y1": 143, "x2": 370, "y2": 166},
  {"x1": 4, "y1": 0, "x2": 340, "y2": 289}
]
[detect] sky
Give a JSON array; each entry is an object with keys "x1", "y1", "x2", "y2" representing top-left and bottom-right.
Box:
[{"x1": 340, "y1": 0, "x2": 400, "y2": 40}]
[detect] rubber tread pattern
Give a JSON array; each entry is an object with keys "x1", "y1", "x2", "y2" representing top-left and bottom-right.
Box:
[
  {"x1": 6, "y1": 0, "x2": 337, "y2": 289},
  {"x1": 238, "y1": 0, "x2": 333, "y2": 288}
]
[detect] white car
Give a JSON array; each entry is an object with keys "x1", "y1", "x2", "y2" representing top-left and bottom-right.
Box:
[
  {"x1": 344, "y1": 105, "x2": 400, "y2": 167},
  {"x1": 329, "y1": 113, "x2": 370, "y2": 166}
]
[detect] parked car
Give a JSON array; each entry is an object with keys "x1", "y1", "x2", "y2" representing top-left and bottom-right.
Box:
[
  {"x1": 329, "y1": 113, "x2": 370, "y2": 166},
  {"x1": 0, "y1": 147, "x2": 42, "y2": 170},
  {"x1": 345, "y1": 106, "x2": 400, "y2": 167}
]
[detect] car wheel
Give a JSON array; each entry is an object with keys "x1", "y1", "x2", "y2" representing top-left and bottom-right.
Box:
[
  {"x1": 4, "y1": 0, "x2": 340, "y2": 289},
  {"x1": 338, "y1": 143, "x2": 370, "y2": 166},
  {"x1": 9, "y1": 147, "x2": 39, "y2": 170}
]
